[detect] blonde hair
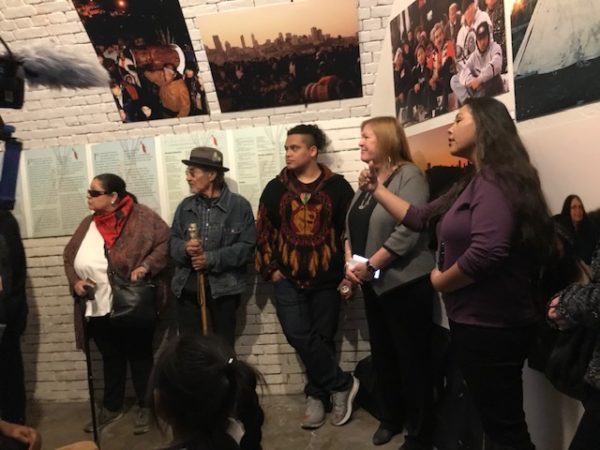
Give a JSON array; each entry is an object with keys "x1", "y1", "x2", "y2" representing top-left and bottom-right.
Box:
[{"x1": 361, "y1": 116, "x2": 413, "y2": 165}]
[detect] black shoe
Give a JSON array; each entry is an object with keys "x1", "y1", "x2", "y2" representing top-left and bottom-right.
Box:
[{"x1": 373, "y1": 425, "x2": 400, "y2": 445}]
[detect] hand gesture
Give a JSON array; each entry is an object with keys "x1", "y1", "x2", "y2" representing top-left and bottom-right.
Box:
[
  {"x1": 74, "y1": 279, "x2": 95, "y2": 297},
  {"x1": 547, "y1": 296, "x2": 572, "y2": 330},
  {"x1": 130, "y1": 266, "x2": 148, "y2": 282},
  {"x1": 358, "y1": 162, "x2": 378, "y2": 193}
]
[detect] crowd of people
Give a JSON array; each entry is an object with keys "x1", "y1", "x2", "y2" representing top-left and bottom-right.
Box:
[
  {"x1": 393, "y1": 0, "x2": 507, "y2": 125},
  {"x1": 2, "y1": 98, "x2": 600, "y2": 449},
  {"x1": 97, "y1": 38, "x2": 209, "y2": 122},
  {"x1": 211, "y1": 45, "x2": 362, "y2": 113}
]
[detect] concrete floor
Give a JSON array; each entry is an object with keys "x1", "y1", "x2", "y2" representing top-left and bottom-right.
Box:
[{"x1": 29, "y1": 395, "x2": 407, "y2": 450}]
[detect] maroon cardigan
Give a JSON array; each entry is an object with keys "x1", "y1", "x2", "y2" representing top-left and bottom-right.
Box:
[{"x1": 63, "y1": 204, "x2": 171, "y2": 349}]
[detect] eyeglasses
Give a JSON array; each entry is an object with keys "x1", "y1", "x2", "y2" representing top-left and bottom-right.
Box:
[{"x1": 87, "y1": 189, "x2": 109, "y2": 198}]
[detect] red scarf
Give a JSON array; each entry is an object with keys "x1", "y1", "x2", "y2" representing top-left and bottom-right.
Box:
[{"x1": 93, "y1": 195, "x2": 135, "y2": 249}]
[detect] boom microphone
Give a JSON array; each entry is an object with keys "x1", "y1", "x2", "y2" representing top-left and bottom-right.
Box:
[{"x1": 0, "y1": 36, "x2": 110, "y2": 109}]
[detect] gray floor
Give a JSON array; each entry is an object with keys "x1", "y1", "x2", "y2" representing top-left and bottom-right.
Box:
[{"x1": 29, "y1": 395, "x2": 406, "y2": 449}]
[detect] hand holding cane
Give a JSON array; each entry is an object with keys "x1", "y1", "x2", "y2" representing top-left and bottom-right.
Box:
[{"x1": 188, "y1": 223, "x2": 208, "y2": 335}]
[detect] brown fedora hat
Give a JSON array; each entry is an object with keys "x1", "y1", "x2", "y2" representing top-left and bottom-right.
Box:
[{"x1": 182, "y1": 147, "x2": 229, "y2": 172}]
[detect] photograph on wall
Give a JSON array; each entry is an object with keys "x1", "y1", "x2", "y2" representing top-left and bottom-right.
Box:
[
  {"x1": 390, "y1": 0, "x2": 509, "y2": 127},
  {"x1": 72, "y1": 0, "x2": 209, "y2": 123},
  {"x1": 196, "y1": 0, "x2": 363, "y2": 113},
  {"x1": 408, "y1": 122, "x2": 471, "y2": 198},
  {"x1": 511, "y1": 0, "x2": 600, "y2": 121}
]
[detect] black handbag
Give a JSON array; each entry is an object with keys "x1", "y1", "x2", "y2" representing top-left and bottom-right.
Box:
[
  {"x1": 108, "y1": 271, "x2": 157, "y2": 328},
  {"x1": 105, "y1": 243, "x2": 157, "y2": 328},
  {"x1": 545, "y1": 325, "x2": 598, "y2": 400}
]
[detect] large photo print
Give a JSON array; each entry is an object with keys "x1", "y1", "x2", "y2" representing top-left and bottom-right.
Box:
[
  {"x1": 196, "y1": 0, "x2": 363, "y2": 113},
  {"x1": 512, "y1": 0, "x2": 600, "y2": 121},
  {"x1": 73, "y1": 0, "x2": 209, "y2": 123},
  {"x1": 390, "y1": 0, "x2": 509, "y2": 127}
]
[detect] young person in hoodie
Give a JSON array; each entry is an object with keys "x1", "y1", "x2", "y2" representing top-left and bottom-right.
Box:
[{"x1": 256, "y1": 124, "x2": 359, "y2": 430}]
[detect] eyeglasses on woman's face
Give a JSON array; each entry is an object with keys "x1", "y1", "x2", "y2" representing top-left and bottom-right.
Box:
[{"x1": 87, "y1": 189, "x2": 109, "y2": 198}]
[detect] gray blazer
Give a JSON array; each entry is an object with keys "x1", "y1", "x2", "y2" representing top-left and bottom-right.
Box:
[{"x1": 346, "y1": 163, "x2": 435, "y2": 296}]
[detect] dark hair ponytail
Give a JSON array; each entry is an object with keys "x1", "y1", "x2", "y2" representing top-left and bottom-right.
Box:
[{"x1": 149, "y1": 335, "x2": 264, "y2": 449}]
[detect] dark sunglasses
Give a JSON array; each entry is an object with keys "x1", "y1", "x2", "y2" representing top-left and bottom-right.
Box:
[{"x1": 87, "y1": 189, "x2": 110, "y2": 198}]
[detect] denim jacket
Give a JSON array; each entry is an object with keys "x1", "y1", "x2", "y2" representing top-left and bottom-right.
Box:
[{"x1": 170, "y1": 186, "x2": 256, "y2": 299}]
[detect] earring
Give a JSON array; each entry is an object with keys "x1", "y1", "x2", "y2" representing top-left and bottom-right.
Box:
[{"x1": 111, "y1": 201, "x2": 115, "y2": 205}]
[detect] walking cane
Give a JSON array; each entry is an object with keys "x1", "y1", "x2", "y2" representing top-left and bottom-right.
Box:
[
  {"x1": 188, "y1": 223, "x2": 208, "y2": 335},
  {"x1": 78, "y1": 289, "x2": 100, "y2": 447}
]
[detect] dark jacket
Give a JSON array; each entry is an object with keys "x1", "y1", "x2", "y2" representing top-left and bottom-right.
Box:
[
  {"x1": 170, "y1": 186, "x2": 256, "y2": 299},
  {"x1": 556, "y1": 240, "x2": 600, "y2": 389},
  {"x1": 256, "y1": 164, "x2": 354, "y2": 290},
  {"x1": 63, "y1": 204, "x2": 171, "y2": 349},
  {"x1": 0, "y1": 211, "x2": 27, "y2": 337}
]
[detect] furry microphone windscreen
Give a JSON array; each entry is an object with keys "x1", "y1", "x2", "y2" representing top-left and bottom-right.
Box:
[{"x1": 17, "y1": 45, "x2": 110, "y2": 89}]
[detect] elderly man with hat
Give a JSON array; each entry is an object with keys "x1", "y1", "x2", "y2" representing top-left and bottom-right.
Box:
[{"x1": 170, "y1": 147, "x2": 256, "y2": 347}]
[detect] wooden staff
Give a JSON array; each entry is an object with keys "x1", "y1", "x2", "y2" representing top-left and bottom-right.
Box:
[{"x1": 188, "y1": 223, "x2": 208, "y2": 335}]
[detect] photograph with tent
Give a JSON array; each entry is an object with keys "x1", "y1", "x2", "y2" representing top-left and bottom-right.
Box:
[{"x1": 512, "y1": 0, "x2": 600, "y2": 121}]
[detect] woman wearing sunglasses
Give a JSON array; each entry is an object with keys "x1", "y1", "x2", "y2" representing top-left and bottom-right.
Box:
[{"x1": 63, "y1": 173, "x2": 170, "y2": 435}]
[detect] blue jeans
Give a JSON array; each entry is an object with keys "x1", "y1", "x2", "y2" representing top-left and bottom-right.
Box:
[{"x1": 273, "y1": 279, "x2": 352, "y2": 403}]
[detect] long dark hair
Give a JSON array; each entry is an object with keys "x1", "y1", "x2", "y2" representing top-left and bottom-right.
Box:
[
  {"x1": 469, "y1": 97, "x2": 552, "y2": 258},
  {"x1": 435, "y1": 98, "x2": 552, "y2": 261},
  {"x1": 148, "y1": 335, "x2": 263, "y2": 449},
  {"x1": 94, "y1": 173, "x2": 138, "y2": 203}
]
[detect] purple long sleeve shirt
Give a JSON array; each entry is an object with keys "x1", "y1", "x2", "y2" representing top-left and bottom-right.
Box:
[{"x1": 404, "y1": 171, "x2": 537, "y2": 327}]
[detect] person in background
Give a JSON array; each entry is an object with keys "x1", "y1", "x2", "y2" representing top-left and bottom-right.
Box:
[
  {"x1": 158, "y1": 63, "x2": 191, "y2": 118},
  {"x1": 63, "y1": 174, "x2": 171, "y2": 435},
  {"x1": 0, "y1": 211, "x2": 28, "y2": 426},
  {"x1": 149, "y1": 334, "x2": 264, "y2": 450},
  {"x1": 345, "y1": 117, "x2": 436, "y2": 449},
  {"x1": 170, "y1": 147, "x2": 256, "y2": 348},
  {"x1": 548, "y1": 238, "x2": 600, "y2": 450},
  {"x1": 359, "y1": 97, "x2": 553, "y2": 450},
  {"x1": 256, "y1": 124, "x2": 359, "y2": 429},
  {"x1": 553, "y1": 195, "x2": 600, "y2": 266}
]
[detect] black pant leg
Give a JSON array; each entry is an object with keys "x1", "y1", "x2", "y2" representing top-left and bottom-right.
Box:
[
  {"x1": 88, "y1": 316, "x2": 127, "y2": 412},
  {"x1": 362, "y1": 283, "x2": 405, "y2": 430},
  {"x1": 450, "y1": 322, "x2": 535, "y2": 450},
  {"x1": 177, "y1": 290, "x2": 204, "y2": 337},
  {"x1": 124, "y1": 325, "x2": 155, "y2": 407},
  {"x1": 273, "y1": 280, "x2": 350, "y2": 402},
  {"x1": 0, "y1": 332, "x2": 26, "y2": 424},
  {"x1": 207, "y1": 288, "x2": 240, "y2": 349}
]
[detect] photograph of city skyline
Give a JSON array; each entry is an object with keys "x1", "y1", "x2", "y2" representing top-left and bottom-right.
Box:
[{"x1": 197, "y1": 0, "x2": 363, "y2": 113}]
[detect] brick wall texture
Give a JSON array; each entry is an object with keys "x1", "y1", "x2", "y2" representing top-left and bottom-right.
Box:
[{"x1": 1, "y1": 0, "x2": 392, "y2": 401}]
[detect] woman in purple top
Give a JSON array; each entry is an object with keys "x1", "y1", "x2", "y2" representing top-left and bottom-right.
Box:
[{"x1": 359, "y1": 97, "x2": 552, "y2": 450}]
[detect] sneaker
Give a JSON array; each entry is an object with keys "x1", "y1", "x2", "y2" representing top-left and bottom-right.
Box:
[
  {"x1": 133, "y1": 406, "x2": 151, "y2": 435},
  {"x1": 301, "y1": 396, "x2": 325, "y2": 429},
  {"x1": 83, "y1": 407, "x2": 124, "y2": 433},
  {"x1": 330, "y1": 375, "x2": 359, "y2": 426}
]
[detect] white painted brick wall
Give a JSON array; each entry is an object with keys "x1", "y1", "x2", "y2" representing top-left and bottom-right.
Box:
[{"x1": 1, "y1": 0, "x2": 389, "y2": 402}]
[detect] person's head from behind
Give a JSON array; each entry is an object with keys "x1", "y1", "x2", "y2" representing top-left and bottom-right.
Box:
[
  {"x1": 360, "y1": 117, "x2": 412, "y2": 167},
  {"x1": 285, "y1": 124, "x2": 328, "y2": 172},
  {"x1": 149, "y1": 335, "x2": 259, "y2": 446},
  {"x1": 561, "y1": 194, "x2": 586, "y2": 226},
  {"x1": 462, "y1": 0, "x2": 476, "y2": 25}
]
